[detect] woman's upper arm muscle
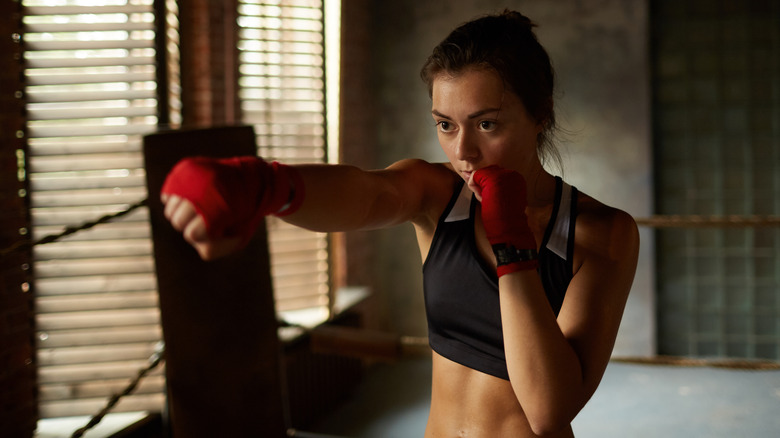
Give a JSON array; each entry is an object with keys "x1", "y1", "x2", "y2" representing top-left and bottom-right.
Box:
[
  {"x1": 557, "y1": 206, "x2": 640, "y2": 398},
  {"x1": 288, "y1": 159, "x2": 455, "y2": 232}
]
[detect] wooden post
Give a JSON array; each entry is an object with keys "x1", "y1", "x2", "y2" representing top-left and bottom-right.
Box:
[
  {"x1": 0, "y1": 0, "x2": 37, "y2": 435},
  {"x1": 143, "y1": 126, "x2": 287, "y2": 437}
]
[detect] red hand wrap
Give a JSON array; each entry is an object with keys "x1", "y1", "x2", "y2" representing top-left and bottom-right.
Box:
[
  {"x1": 161, "y1": 156, "x2": 305, "y2": 242},
  {"x1": 472, "y1": 165, "x2": 538, "y2": 276}
]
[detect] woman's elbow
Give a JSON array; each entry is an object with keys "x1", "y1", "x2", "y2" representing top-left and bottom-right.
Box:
[
  {"x1": 524, "y1": 402, "x2": 580, "y2": 437},
  {"x1": 527, "y1": 414, "x2": 572, "y2": 437}
]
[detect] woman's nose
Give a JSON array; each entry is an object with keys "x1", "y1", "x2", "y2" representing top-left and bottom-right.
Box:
[{"x1": 455, "y1": 131, "x2": 479, "y2": 161}]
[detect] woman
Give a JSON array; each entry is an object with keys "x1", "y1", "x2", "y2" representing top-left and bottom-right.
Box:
[{"x1": 161, "y1": 10, "x2": 639, "y2": 437}]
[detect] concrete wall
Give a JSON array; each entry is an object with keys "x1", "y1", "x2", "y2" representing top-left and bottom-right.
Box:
[{"x1": 358, "y1": 0, "x2": 655, "y2": 356}]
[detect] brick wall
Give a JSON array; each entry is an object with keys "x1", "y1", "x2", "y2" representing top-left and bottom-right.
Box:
[
  {"x1": 178, "y1": 0, "x2": 240, "y2": 127},
  {"x1": 331, "y1": 0, "x2": 380, "y2": 297},
  {"x1": 0, "y1": 1, "x2": 37, "y2": 436}
]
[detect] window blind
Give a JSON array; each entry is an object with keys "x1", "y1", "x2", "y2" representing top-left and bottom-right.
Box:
[
  {"x1": 23, "y1": 0, "x2": 173, "y2": 418},
  {"x1": 237, "y1": 0, "x2": 331, "y2": 316}
]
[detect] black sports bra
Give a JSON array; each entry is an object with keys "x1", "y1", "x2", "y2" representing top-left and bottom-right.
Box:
[{"x1": 422, "y1": 177, "x2": 578, "y2": 380}]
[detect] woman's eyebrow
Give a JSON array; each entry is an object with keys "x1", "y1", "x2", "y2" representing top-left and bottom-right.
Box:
[{"x1": 431, "y1": 108, "x2": 501, "y2": 119}]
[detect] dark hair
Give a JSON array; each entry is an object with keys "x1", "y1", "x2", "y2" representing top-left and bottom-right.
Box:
[{"x1": 420, "y1": 10, "x2": 561, "y2": 169}]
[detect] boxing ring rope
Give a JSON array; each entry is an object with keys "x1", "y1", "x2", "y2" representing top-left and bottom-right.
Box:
[
  {"x1": 4, "y1": 194, "x2": 780, "y2": 436},
  {"x1": 5, "y1": 201, "x2": 775, "y2": 262},
  {"x1": 4, "y1": 202, "x2": 775, "y2": 263},
  {"x1": 635, "y1": 215, "x2": 780, "y2": 228},
  {"x1": 0, "y1": 198, "x2": 148, "y2": 260}
]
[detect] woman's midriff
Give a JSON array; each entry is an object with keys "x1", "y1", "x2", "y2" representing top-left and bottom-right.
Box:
[{"x1": 424, "y1": 352, "x2": 574, "y2": 438}]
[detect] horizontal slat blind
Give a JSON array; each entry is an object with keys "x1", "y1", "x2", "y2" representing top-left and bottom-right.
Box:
[
  {"x1": 237, "y1": 0, "x2": 330, "y2": 313},
  {"x1": 23, "y1": 0, "x2": 168, "y2": 419}
]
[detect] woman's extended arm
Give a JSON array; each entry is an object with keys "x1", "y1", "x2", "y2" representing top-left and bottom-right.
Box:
[
  {"x1": 279, "y1": 160, "x2": 437, "y2": 232},
  {"x1": 161, "y1": 157, "x2": 452, "y2": 260}
]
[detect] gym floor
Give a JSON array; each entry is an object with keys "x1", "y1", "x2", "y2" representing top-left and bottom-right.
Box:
[
  {"x1": 35, "y1": 356, "x2": 780, "y2": 438},
  {"x1": 310, "y1": 356, "x2": 780, "y2": 438}
]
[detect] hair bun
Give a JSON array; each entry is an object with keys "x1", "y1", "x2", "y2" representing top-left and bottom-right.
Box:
[{"x1": 499, "y1": 9, "x2": 537, "y2": 31}]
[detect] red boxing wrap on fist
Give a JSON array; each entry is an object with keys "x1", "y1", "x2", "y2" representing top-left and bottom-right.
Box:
[
  {"x1": 161, "y1": 156, "x2": 304, "y2": 242},
  {"x1": 471, "y1": 165, "x2": 538, "y2": 276}
]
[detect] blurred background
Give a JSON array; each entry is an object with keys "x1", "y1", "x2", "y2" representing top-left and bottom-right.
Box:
[{"x1": 1, "y1": 0, "x2": 778, "y2": 437}]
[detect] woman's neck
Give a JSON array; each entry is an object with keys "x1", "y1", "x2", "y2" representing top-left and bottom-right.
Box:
[{"x1": 525, "y1": 166, "x2": 557, "y2": 208}]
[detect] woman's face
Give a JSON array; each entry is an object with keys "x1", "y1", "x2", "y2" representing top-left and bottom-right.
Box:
[{"x1": 431, "y1": 68, "x2": 543, "y2": 182}]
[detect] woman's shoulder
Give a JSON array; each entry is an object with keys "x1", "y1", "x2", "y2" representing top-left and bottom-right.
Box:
[
  {"x1": 385, "y1": 159, "x2": 462, "y2": 229},
  {"x1": 573, "y1": 190, "x2": 639, "y2": 266},
  {"x1": 386, "y1": 159, "x2": 461, "y2": 192},
  {"x1": 388, "y1": 158, "x2": 457, "y2": 178}
]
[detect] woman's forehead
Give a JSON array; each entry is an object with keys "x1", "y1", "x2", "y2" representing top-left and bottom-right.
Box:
[
  {"x1": 433, "y1": 69, "x2": 503, "y2": 98},
  {"x1": 431, "y1": 69, "x2": 521, "y2": 112}
]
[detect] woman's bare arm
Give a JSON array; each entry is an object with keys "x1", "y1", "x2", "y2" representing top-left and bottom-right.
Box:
[
  {"x1": 498, "y1": 205, "x2": 639, "y2": 435},
  {"x1": 282, "y1": 159, "x2": 444, "y2": 231},
  {"x1": 163, "y1": 158, "x2": 454, "y2": 260}
]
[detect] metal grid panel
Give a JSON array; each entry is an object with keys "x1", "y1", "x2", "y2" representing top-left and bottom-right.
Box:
[{"x1": 653, "y1": 0, "x2": 780, "y2": 359}]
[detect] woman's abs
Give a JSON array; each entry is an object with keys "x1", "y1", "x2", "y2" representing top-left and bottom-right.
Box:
[{"x1": 424, "y1": 352, "x2": 574, "y2": 438}]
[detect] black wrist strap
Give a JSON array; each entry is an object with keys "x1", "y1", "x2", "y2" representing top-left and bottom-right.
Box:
[{"x1": 492, "y1": 244, "x2": 538, "y2": 266}]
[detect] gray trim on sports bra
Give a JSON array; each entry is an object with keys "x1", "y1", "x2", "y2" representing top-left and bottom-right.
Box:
[{"x1": 442, "y1": 178, "x2": 574, "y2": 261}]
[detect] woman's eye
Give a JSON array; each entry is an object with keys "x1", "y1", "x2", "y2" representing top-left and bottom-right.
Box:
[
  {"x1": 437, "y1": 121, "x2": 453, "y2": 132},
  {"x1": 479, "y1": 120, "x2": 497, "y2": 131}
]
